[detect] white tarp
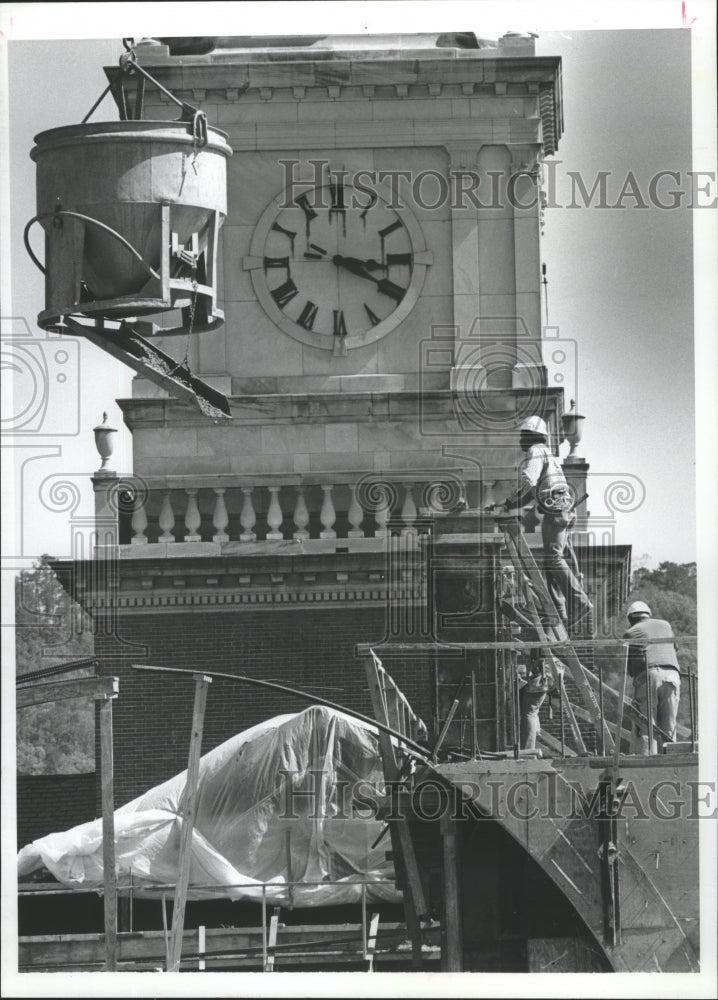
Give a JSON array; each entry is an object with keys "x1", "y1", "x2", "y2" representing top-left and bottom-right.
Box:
[{"x1": 17, "y1": 705, "x2": 401, "y2": 907}]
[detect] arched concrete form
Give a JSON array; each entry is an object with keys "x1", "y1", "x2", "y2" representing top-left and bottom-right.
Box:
[{"x1": 435, "y1": 758, "x2": 700, "y2": 972}]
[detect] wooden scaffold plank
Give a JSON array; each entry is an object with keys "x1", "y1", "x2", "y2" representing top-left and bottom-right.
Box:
[
  {"x1": 167, "y1": 673, "x2": 212, "y2": 972},
  {"x1": 365, "y1": 651, "x2": 427, "y2": 969}
]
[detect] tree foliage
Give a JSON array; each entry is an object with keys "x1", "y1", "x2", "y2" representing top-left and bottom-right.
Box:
[
  {"x1": 15, "y1": 556, "x2": 95, "y2": 775},
  {"x1": 631, "y1": 561, "x2": 697, "y2": 602}
]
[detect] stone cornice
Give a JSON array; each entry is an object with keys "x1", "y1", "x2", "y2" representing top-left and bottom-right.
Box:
[
  {"x1": 105, "y1": 55, "x2": 562, "y2": 154},
  {"x1": 51, "y1": 538, "x2": 630, "y2": 615},
  {"x1": 108, "y1": 56, "x2": 562, "y2": 94},
  {"x1": 117, "y1": 386, "x2": 566, "y2": 431}
]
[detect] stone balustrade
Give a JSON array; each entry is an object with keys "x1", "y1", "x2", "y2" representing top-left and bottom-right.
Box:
[{"x1": 99, "y1": 471, "x2": 514, "y2": 550}]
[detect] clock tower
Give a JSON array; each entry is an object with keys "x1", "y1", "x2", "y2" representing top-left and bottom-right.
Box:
[
  {"x1": 119, "y1": 31, "x2": 564, "y2": 473},
  {"x1": 80, "y1": 32, "x2": 630, "y2": 813}
]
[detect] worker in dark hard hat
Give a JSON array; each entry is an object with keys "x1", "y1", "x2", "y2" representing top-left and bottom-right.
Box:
[
  {"x1": 497, "y1": 415, "x2": 593, "y2": 633},
  {"x1": 622, "y1": 601, "x2": 681, "y2": 754}
]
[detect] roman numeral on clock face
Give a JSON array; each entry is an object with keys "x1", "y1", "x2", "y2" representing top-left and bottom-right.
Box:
[
  {"x1": 295, "y1": 193, "x2": 318, "y2": 222},
  {"x1": 271, "y1": 278, "x2": 299, "y2": 308},
  {"x1": 364, "y1": 304, "x2": 381, "y2": 327},
  {"x1": 359, "y1": 192, "x2": 378, "y2": 220},
  {"x1": 297, "y1": 300, "x2": 319, "y2": 330},
  {"x1": 378, "y1": 219, "x2": 403, "y2": 238},
  {"x1": 271, "y1": 222, "x2": 296, "y2": 241},
  {"x1": 264, "y1": 256, "x2": 290, "y2": 272},
  {"x1": 386, "y1": 253, "x2": 413, "y2": 266},
  {"x1": 333, "y1": 310, "x2": 348, "y2": 337},
  {"x1": 329, "y1": 181, "x2": 346, "y2": 211}
]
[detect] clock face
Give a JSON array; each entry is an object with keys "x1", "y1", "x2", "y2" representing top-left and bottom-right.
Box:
[{"x1": 244, "y1": 179, "x2": 432, "y2": 351}]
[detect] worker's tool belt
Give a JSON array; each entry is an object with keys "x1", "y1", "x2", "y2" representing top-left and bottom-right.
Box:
[
  {"x1": 536, "y1": 458, "x2": 575, "y2": 514},
  {"x1": 523, "y1": 655, "x2": 564, "y2": 695}
]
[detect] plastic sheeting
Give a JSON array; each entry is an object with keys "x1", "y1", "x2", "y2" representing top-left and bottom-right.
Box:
[{"x1": 17, "y1": 705, "x2": 401, "y2": 907}]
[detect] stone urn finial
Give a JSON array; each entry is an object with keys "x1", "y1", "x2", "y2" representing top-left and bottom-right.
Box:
[
  {"x1": 561, "y1": 399, "x2": 585, "y2": 462},
  {"x1": 93, "y1": 411, "x2": 117, "y2": 474}
]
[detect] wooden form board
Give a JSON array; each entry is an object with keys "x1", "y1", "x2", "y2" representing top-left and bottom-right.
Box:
[
  {"x1": 18, "y1": 923, "x2": 442, "y2": 972},
  {"x1": 16, "y1": 675, "x2": 117, "y2": 708},
  {"x1": 167, "y1": 674, "x2": 212, "y2": 972}
]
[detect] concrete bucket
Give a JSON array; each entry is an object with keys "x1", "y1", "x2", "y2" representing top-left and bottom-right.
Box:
[{"x1": 29, "y1": 120, "x2": 232, "y2": 330}]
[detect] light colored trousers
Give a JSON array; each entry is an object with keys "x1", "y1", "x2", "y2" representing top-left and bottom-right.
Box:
[
  {"x1": 631, "y1": 666, "x2": 681, "y2": 755},
  {"x1": 519, "y1": 689, "x2": 547, "y2": 750}
]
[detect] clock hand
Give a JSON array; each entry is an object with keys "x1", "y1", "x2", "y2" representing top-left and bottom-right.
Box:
[
  {"x1": 333, "y1": 255, "x2": 406, "y2": 303},
  {"x1": 332, "y1": 254, "x2": 375, "y2": 280},
  {"x1": 333, "y1": 255, "x2": 384, "y2": 273}
]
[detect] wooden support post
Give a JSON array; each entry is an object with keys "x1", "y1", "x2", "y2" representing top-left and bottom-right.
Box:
[
  {"x1": 285, "y1": 829, "x2": 294, "y2": 910},
  {"x1": 365, "y1": 652, "x2": 427, "y2": 970},
  {"x1": 470, "y1": 667, "x2": 478, "y2": 759},
  {"x1": 614, "y1": 646, "x2": 630, "y2": 774},
  {"x1": 361, "y1": 882, "x2": 367, "y2": 960},
  {"x1": 99, "y1": 695, "x2": 118, "y2": 972},
  {"x1": 644, "y1": 657, "x2": 655, "y2": 753},
  {"x1": 261, "y1": 886, "x2": 268, "y2": 970},
  {"x1": 558, "y1": 679, "x2": 588, "y2": 755},
  {"x1": 160, "y1": 203, "x2": 171, "y2": 303},
  {"x1": 598, "y1": 660, "x2": 606, "y2": 755},
  {"x1": 365, "y1": 912, "x2": 380, "y2": 972},
  {"x1": 430, "y1": 696, "x2": 461, "y2": 763},
  {"x1": 688, "y1": 669, "x2": 697, "y2": 751},
  {"x1": 167, "y1": 673, "x2": 212, "y2": 973},
  {"x1": 265, "y1": 907, "x2": 280, "y2": 972},
  {"x1": 440, "y1": 811, "x2": 462, "y2": 971},
  {"x1": 161, "y1": 894, "x2": 170, "y2": 969},
  {"x1": 198, "y1": 925, "x2": 206, "y2": 971},
  {"x1": 99, "y1": 695, "x2": 118, "y2": 968}
]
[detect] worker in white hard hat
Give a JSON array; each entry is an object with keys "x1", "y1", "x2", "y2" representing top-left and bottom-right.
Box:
[
  {"x1": 622, "y1": 601, "x2": 681, "y2": 754},
  {"x1": 497, "y1": 415, "x2": 593, "y2": 633}
]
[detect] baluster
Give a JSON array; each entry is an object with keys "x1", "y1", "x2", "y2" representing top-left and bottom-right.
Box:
[
  {"x1": 239, "y1": 487, "x2": 256, "y2": 542},
  {"x1": 293, "y1": 486, "x2": 310, "y2": 540},
  {"x1": 482, "y1": 479, "x2": 497, "y2": 508},
  {"x1": 212, "y1": 487, "x2": 229, "y2": 543},
  {"x1": 184, "y1": 488, "x2": 202, "y2": 542},
  {"x1": 348, "y1": 485, "x2": 364, "y2": 537},
  {"x1": 481, "y1": 479, "x2": 500, "y2": 532},
  {"x1": 158, "y1": 490, "x2": 175, "y2": 542},
  {"x1": 131, "y1": 491, "x2": 148, "y2": 545},
  {"x1": 400, "y1": 484, "x2": 417, "y2": 535},
  {"x1": 266, "y1": 486, "x2": 283, "y2": 540},
  {"x1": 374, "y1": 489, "x2": 392, "y2": 537},
  {"x1": 319, "y1": 485, "x2": 336, "y2": 538}
]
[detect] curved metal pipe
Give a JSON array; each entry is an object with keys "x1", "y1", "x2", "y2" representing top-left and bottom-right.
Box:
[
  {"x1": 132, "y1": 663, "x2": 431, "y2": 761},
  {"x1": 23, "y1": 211, "x2": 161, "y2": 281}
]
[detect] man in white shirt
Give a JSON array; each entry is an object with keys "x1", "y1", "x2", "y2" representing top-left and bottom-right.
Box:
[{"x1": 500, "y1": 416, "x2": 593, "y2": 633}]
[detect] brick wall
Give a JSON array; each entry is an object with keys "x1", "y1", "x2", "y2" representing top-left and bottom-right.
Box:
[
  {"x1": 95, "y1": 604, "x2": 434, "y2": 808},
  {"x1": 17, "y1": 773, "x2": 96, "y2": 848}
]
